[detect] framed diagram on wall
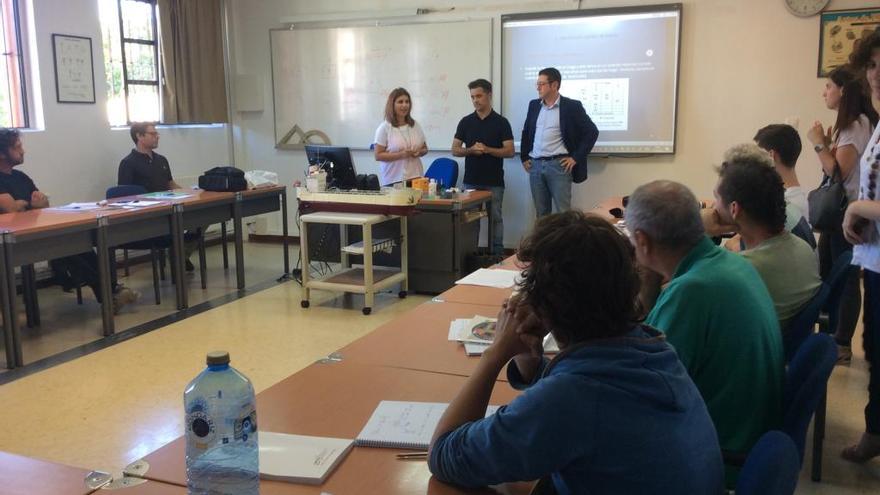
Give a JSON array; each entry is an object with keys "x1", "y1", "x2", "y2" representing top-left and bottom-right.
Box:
[
  {"x1": 51, "y1": 34, "x2": 96, "y2": 104},
  {"x1": 818, "y1": 8, "x2": 880, "y2": 77}
]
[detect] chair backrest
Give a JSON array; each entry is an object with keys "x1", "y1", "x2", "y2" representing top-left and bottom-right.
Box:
[
  {"x1": 107, "y1": 184, "x2": 147, "y2": 199},
  {"x1": 782, "y1": 283, "x2": 830, "y2": 362},
  {"x1": 783, "y1": 332, "x2": 837, "y2": 463},
  {"x1": 823, "y1": 249, "x2": 855, "y2": 332},
  {"x1": 424, "y1": 157, "x2": 459, "y2": 188},
  {"x1": 735, "y1": 430, "x2": 800, "y2": 495}
]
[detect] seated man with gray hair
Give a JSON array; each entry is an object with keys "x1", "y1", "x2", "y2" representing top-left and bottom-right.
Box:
[{"x1": 625, "y1": 180, "x2": 784, "y2": 481}]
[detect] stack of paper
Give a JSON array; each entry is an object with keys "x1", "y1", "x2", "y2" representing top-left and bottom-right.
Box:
[
  {"x1": 50, "y1": 202, "x2": 102, "y2": 211},
  {"x1": 454, "y1": 268, "x2": 519, "y2": 288},
  {"x1": 259, "y1": 432, "x2": 353, "y2": 485}
]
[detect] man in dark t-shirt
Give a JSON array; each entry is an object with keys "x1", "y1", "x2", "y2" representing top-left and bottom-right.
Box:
[
  {"x1": 452, "y1": 79, "x2": 514, "y2": 254},
  {"x1": 118, "y1": 123, "x2": 180, "y2": 193},
  {"x1": 0, "y1": 128, "x2": 138, "y2": 312},
  {"x1": 119, "y1": 122, "x2": 200, "y2": 270}
]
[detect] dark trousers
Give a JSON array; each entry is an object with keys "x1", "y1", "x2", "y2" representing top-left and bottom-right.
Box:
[
  {"x1": 865, "y1": 269, "x2": 880, "y2": 434},
  {"x1": 819, "y1": 229, "x2": 861, "y2": 346},
  {"x1": 50, "y1": 251, "x2": 118, "y2": 303}
]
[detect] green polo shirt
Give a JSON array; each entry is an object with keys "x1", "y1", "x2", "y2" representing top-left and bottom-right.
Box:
[
  {"x1": 646, "y1": 236, "x2": 784, "y2": 456},
  {"x1": 741, "y1": 231, "x2": 821, "y2": 330}
]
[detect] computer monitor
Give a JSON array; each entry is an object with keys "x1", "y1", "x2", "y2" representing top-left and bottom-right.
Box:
[{"x1": 304, "y1": 145, "x2": 358, "y2": 190}]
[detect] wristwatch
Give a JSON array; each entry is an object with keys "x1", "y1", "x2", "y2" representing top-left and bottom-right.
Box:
[{"x1": 814, "y1": 144, "x2": 825, "y2": 153}]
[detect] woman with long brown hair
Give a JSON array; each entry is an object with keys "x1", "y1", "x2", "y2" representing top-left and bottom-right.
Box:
[{"x1": 807, "y1": 65, "x2": 879, "y2": 362}]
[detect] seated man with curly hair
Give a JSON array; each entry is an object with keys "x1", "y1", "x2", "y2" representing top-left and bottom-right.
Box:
[{"x1": 428, "y1": 211, "x2": 723, "y2": 494}]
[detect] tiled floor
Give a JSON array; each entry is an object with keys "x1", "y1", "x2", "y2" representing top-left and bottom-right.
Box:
[{"x1": 0, "y1": 241, "x2": 877, "y2": 493}]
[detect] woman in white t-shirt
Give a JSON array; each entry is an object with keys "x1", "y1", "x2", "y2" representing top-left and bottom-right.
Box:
[
  {"x1": 807, "y1": 65, "x2": 879, "y2": 361},
  {"x1": 373, "y1": 87, "x2": 428, "y2": 186},
  {"x1": 841, "y1": 29, "x2": 880, "y2": 464}
]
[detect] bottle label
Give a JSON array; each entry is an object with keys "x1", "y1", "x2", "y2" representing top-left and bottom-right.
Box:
[
  {"x1": 234, "y1": 408, "x2": 258, "y2": 443},
  {"x1": 185, "y1": 408, "x2": 216, "y2": 451}
]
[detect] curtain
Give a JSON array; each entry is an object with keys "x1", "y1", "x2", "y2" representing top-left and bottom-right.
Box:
[{"x1": 158, "y1": 0, "x2": 228, "y2": 123}]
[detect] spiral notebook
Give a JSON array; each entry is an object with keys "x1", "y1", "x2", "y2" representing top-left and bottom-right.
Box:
[{"x1": 355, "y1": 401, "x2": 499, "y2": 450}]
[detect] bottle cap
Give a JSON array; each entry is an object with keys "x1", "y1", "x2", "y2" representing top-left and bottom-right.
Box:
[{"x1": 206, "y1": 351, "x2": 230, "y2": 366}]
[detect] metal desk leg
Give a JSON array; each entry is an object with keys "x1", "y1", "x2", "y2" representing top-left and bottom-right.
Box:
[
  {"x1": 220, "y1": 222, "x2": 229, "y2": 269},
  {"x1": 363, "y1": 222, "x2": 374, "y2": 315},
  {"x1": 21, "y1": 264, "x2": 36, "y2": 328},
  {"x1": 234, "y1": 192, "x2": 245, "y2": 290},
  {"x1": 485, "y1": 196, "x2": 494, "y2": 255},
  {"x1": 300, "y1": 219, "x2": 311, "y2": 306},
  {"x1": 400, "y1": 216, "x2": 408, "y2": 294},
  {"x1": 172, "y1": 205, "x2": 187, "y2": 310},
  {"x1": 281, "y1": 188, "x2": 290, "y2": 275},
  {"x1": 340, "y1": 223, "x2": 349, "y2": 270},
  {"x1": 0, "y1": 233, "x2": 18, "y2": 368},
  {"x1": 96, "y1": 217, "x2": 115, "y2": 336}
]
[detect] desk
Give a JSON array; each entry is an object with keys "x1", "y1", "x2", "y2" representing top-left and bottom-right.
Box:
[
  {"x1": 132, "y1": 361, "x2": 531, "y2": 495},
  {"x1": 337, "y1": 300, "x2": 504, "y2": 378},
  {"x1": 0, "y1": 186, "x2": 289, "y2": 368},
  {"x1": 0, "y1": 451, "x2": 96, "y2": 495},
  {"x1": 305, "y1": 191, "x2": 492, "y2": 294}
]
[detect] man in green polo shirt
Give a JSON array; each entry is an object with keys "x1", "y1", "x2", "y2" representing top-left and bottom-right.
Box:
[{"x1": 625, "y1": 180, "x2": 784, "y2": 467}]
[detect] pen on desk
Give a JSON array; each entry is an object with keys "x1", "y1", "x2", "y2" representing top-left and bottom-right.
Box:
[{"x1": 395, "y1": 452, "x2": 428, "y2": 460}]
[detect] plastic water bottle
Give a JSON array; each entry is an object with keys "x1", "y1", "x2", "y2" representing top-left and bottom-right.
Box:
[
  {"x1": 428, "y1": 178, "x2": 438, "y2": 198},
  {"x1": 184, "y1": 351, "x2": 259, "y2": 495}
]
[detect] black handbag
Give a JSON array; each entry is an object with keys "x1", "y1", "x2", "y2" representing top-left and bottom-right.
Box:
[{"x1": 807, "y1": 165, "x2": 848, "y2": 233}]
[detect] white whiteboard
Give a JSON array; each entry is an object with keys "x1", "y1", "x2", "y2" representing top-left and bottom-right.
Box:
[{"x1": 270, "y1": 19, "x2": 492, "y2": 150}]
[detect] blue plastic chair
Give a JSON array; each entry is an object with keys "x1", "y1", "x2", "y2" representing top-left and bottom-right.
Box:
[
  {"x1": 425, "y1": 157, "x2": 459, "y2": 189},
  {"x1": 736, "y1": 431, "x2": 800, "y2": 495},
  {"x1": 783, "y1": 332, "x2": 836, "y2": 481},
  {"x1": 783, "y1": 283, "x2": 830, "y2": 362}
]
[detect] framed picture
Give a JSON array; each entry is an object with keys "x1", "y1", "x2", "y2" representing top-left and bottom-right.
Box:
[
  {"x1": 51, "y1": 34, "x2": 96, "y2": 103},
  {"x1": 818, "y1": 8, "x2": 880, "y2": 77}
]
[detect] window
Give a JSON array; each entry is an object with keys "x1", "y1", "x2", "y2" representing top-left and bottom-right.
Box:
[
  {"x1": 100, "y1": 0, "x2": 160, "y2": 125},
  {"x1": 0, "y1": 0, "x2": 28, "y2": 128}
]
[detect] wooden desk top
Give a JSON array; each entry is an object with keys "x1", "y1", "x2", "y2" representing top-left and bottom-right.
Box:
[
  {"x1": 435, "y1": 284, "x2": 513, "y2": 307},
  {"x1": 0, "y1": 451, "x2": 94, "y2": 495},
  {"x1": 138, "y1": 361, "x2": 530, "y2": 494},
  {"x1": 240, "y1": 184, "x2": 286, "y2": 197},
  {"x1": 0, "y1": 208, "x2": 97, "y2": 236},
  {"x1": 338, "y1": 300, "x2": 505, "y2": 379}
]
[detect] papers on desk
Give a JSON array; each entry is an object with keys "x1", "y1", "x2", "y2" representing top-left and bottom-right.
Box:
[
  {"x1": 140, "y1": 191, "x2": 193, "y2": 199},
  {"x1": 259, "y1": 432, "x2": 353, "y2": 485},
  {"x1": 107, "y1": 200, "x2": 162, "y2": 208},
  {"x1": 50, "y1": 202, "x2": 102, "y2": 211},
  {"x1": 454, "y1": 268, "x2": 519, "y2": 288},
  {"x1": 448, "y1": 316, "x2": 559, "y2": 356},
  {"x1": 355, "y1": 401, "x2": 499, "y2": 450}
]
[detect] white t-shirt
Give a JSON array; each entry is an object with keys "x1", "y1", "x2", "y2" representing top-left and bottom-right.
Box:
[
  {"x1": 836, "y1": 114, "x2": 873, "y2": 201},
  {"x1": 785, "y1": 186, "x2": 810, "y2": 221},
  {"x1": 373, "y1": 121, "x2": 426, "y2": 186},
  {"x1": 853, "y1": 123, "x2": 880, "y2": 274}
]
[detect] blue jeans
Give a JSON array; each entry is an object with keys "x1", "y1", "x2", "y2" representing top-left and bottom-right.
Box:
[
  {"x1": 464, "y1": 183, "x2": 504, "y2": 254},
  {"x1": 529, "y1": 158, "x2": 572, "y2": 217}
]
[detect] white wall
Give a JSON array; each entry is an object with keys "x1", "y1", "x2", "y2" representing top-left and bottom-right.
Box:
[
  {"x1": 226, "y1": 0, "x2": 869, "y2": 245},
  {"x1": 18, "y1": 0, "x2": 230, "y2": 205}
]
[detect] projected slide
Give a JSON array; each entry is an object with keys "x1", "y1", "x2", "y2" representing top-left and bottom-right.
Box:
[{"x1": 502, "y1": 6, "x2": 681, "y2": 154}]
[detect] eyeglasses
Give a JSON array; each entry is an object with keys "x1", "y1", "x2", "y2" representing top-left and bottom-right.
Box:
[{"x1": 536, "y1": 81, "x2": 551, "y2": 88}]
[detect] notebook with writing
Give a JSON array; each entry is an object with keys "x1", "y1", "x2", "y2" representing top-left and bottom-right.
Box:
[{"x1": 355, "y1": 401, "x2": 499, "y2": 450}]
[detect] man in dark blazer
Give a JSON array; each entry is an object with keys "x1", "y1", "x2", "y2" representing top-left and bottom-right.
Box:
[{"x1": 520, "y1": 67, "x2": 598, "y2": 216}]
